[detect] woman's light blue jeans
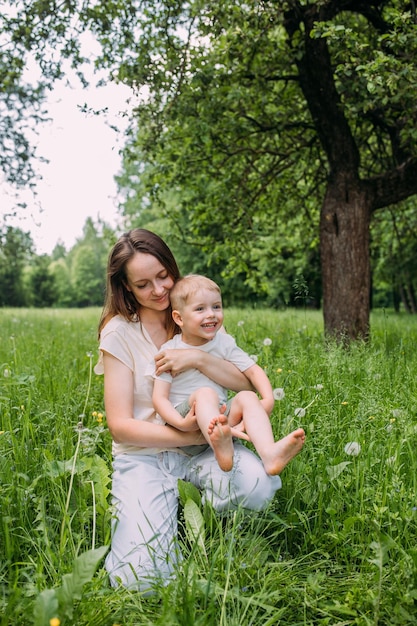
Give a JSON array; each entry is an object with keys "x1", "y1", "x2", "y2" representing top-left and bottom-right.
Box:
[{"x1": 105, "y1": 443, "x2": 282, "y2": 591}]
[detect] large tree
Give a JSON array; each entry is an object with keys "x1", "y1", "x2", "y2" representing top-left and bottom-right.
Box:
[{"x1": 105, "y1": 0, "x2": 417, "y2": 340}]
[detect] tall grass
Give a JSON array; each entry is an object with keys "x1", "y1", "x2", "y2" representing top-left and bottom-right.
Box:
[{"x1": 0, "y1": 307, "x2": 416, "y2": 625}]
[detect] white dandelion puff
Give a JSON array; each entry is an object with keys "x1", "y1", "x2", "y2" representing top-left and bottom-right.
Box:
[
  {"x1": 344, "y1": 441, "x2": 361, "y2": 456},
  {"x1": 249, "y1": 354, "x2": 258, "y2": 363},
  {"x1": 273, "y1": 388, "x2": 285, "y2": 400},
  {"x1": 263, "y1": 337, "x2": 272, "y2": 346},
  {"x1": 294, "y1": 407, "x2": 306, "y2": 418}
]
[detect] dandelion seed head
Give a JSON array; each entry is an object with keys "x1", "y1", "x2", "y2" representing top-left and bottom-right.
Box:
[
  {"x1": 263, "y1": 337, "x2": 272, "y2": 346},
  {"x1": 273, "y1": 388, "x2": 285, "y2": 400},
  {"x1": 86, "y1": 351, "x2": 93, "y2": 358},
  {"x1": 391, "y1": 409, "x2": 401, "y2": 418},
  {"x1": 237, "y1": 320, "x2": 245, "y2": 327},
  {"x1": 313, "y1": 383, "x2": 324, "y2": 390},
  {"x1": 344, "y1": 441, "x2": 361, "y2": 456},
  {"x1": 294, "y1": 407, "x2": 306, "y2": 418},
  {"x1": 3, "y1": 369, "x2": 10, "y2": 378},
  {"x1": 249, "y1": 354, "x2": 258, "y2": 363}
]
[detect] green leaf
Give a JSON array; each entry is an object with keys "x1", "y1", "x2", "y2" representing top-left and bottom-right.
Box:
[
  {"x1": 326, "y1": 461, "x2": 351, "y2": 480},
  {"x1": 33, "y1": 588, "x2": 59, "y2": 626},
  {"x1": 178, "y1": 478, "x2": 201, "y2": 507},
  {"x1": 55, "y1": 545, "x2": 109, "y2": 616},
  {"x1": 89, "y1": 454, "x2": 112, "y2": 514},
  {"x1": 184, "y1": 499, "x2": 206, "y2": 557},
  {"x1": 72, "y1": 545, "x2": 109, "y2": 599}
]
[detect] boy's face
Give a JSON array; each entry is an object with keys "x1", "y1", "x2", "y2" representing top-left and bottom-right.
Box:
[{"x1": 173, "y1": 287, "x2": 224, "y2": 345}]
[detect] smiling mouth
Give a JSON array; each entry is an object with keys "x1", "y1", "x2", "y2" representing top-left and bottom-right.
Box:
[{"x1": 202, "y1": 322, "x2": 217, "y2": 328}]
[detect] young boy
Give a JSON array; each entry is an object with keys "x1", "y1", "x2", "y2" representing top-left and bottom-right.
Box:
[{"x1": 151, "y1": 275, "x2": 305, "y2": 473}]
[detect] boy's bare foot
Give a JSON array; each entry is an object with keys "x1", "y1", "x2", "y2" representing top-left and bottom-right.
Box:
[
  {"x1": 207, "y1": 415, "x2": 234, "y2": 472},
  {"x1": 262, "y1": 428, "x2": 306, "y2": 476}
]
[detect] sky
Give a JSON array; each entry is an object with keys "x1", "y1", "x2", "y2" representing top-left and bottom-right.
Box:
[{"x1": 0, "y1": 61, "x2": 134, "y2": 255}]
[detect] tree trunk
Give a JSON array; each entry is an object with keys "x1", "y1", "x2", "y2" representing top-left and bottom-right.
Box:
[{"x1": 320, "y1": 179, "x2": 371, "y2": 341}]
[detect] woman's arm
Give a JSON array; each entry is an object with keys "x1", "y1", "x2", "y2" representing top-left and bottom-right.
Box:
[
  {"x1": 103, "y1": 352, "x2": 205, "y2": 447},
  {"x1": 154, "y1": 348, "x2": 252, "y2": 392}
]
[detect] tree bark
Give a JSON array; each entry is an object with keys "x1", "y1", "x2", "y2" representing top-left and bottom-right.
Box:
[{"x1": 320, "y1": 178, "x2": 371, "y2": 340}]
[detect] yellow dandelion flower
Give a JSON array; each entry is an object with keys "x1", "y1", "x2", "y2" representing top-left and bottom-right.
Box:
[
  {"x1": 92, "y1": 411, "x2": 98, "y2": 417},
  {"x1": 341, "y1": 401, "x2": 348, "y2": 406},
  {"x1": 390, "y1": 418, "x2": 396, "y2": 423},
  {"x1": 49, "y1": 618, "x2": 61, "y2": 626},
  {"x1": 276, "y1": 368, "x2": 283, "y2": 373}
]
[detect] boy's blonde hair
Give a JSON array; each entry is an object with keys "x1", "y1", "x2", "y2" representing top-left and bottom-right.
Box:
[{"x1": 170, "y1": 274, "x2": 221, "y2": 311}]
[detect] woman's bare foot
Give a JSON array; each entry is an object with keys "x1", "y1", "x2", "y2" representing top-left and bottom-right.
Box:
[
  {"x1": 207, "y1": 415, "x2": 234, "y2": 472},
  {"x1": 261, "y1": 428, "x2": 306, "y2": 476}
]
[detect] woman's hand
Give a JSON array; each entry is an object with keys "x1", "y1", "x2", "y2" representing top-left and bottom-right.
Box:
[{"x1": 155, "y1": 348, "x2": 196, "y2": 377}]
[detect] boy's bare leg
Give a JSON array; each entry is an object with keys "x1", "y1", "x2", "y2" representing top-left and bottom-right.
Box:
[
  {"x1": 191, "y1": 387, "x2": 234, "y2": 472},
  {"x1": 229, "y1": 391, "x2": 305, "y2": 475}
]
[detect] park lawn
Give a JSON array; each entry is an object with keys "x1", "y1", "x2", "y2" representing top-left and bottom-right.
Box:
[{"x1": 0, "y1": 307, "x2": 416, "y2": 625}]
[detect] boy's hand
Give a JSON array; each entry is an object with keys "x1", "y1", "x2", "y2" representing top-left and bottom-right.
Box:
[
  {"x1": 181, "y1": 402, "x2": 200, "y2": 431},
  {"x1": 230, "y1": 420, "x2": 251, "y2": 442}
]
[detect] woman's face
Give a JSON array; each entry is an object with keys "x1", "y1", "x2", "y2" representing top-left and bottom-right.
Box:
[{"x1": 124, "y1": 252, "x2": 175, "y2": 312}]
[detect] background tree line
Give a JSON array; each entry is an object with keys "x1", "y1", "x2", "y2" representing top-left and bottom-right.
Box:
[{"x1": 2, "y1": 202, "x2": 417, "y2": 311}]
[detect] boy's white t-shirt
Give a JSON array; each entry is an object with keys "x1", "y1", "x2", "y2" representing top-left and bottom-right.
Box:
[{"x1": 153, "y1": 332, "x2": 255, "y2": 408}]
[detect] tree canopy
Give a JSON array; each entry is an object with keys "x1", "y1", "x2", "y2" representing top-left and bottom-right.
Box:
[{"x1": 2, "y1": 1, "x2": 417, "y2": 338}]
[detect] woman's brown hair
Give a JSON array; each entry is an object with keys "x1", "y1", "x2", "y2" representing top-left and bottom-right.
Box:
[{"x1": 98, "y1": 229, "x2": 180, "y2": 338}]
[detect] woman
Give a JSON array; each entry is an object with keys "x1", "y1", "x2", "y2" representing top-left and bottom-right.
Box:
[{"x1": 95, "y1": 229, "x2": 304, "y2": 591}]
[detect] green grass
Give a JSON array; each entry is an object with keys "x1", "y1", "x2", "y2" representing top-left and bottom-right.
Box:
[{"x1": 1, "y1": 307, "x2": 416, "y2": 625}]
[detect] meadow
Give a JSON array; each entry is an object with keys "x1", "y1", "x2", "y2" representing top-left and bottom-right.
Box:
[{"x1": 0, "y1": 307, "x2": 416, "y2": 625}]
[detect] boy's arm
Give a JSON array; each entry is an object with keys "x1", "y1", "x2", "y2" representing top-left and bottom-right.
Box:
[
  {"x1": 152, "y1": 378, "x2": 197, "y2": 431},
  {"x1": 243, "y1": 364, "x2": 275, "y2": 415}
]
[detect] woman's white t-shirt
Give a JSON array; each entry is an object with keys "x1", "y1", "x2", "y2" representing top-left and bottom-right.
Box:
[{"x1": 94, "y1": 315, "x2": 168, "y2": 457}]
